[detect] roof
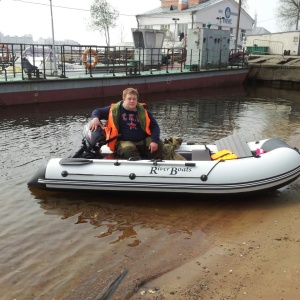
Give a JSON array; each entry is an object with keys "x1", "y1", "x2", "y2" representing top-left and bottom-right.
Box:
[
  {"x1": 138, "y1": 0, "x2": 234, "y2": 15},
  {"x1": 137, "y1": 0, "x2": 253, "y2": 21},
  {"x1": 251, "y1": 27, "x2": 271, "y2": 35}
]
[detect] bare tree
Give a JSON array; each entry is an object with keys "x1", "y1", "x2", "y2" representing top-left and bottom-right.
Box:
[
  {"x1": 88, "y1": 0, "x2": 119, "y2": 46},
  {"x1": 277, "y1": 0, "x2": 300, "y2": 30}
]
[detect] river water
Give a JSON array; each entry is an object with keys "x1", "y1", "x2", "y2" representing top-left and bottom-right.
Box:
[{"x1": 0, "y1": 85, "x2": 300, "y2": 299}]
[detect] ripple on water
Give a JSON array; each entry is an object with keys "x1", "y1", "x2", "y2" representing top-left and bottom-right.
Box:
[{"x1": 0, "y1": 87, "x2": 300, "y2": 298}]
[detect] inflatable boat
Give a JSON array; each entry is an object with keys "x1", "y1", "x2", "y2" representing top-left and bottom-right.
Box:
[{"x1": 28, "y1": 123, "x2": 300, "y2": 195}]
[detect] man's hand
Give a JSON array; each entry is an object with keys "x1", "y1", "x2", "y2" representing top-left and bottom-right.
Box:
[
  {"x1": 89, "y1": 117, "x2": 101, "y2": 131},
  {"x1": 149, "y1": 142, "x2": 158, "y2": 153}
]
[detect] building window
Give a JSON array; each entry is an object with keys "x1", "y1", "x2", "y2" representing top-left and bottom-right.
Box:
[
  {"x1": 161, "y1": 24, "x2": 170, "y2": 31},
  {"x1": 241, "y1": 29, "x2": 246, "y2": 41},
  {"x1": 145, "y1": 25, "x2": 153, "y2": 29}
]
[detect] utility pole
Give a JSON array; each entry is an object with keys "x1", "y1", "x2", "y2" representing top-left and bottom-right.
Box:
[
  {"x1": 50, "y1": 0, "x2": 58, "y2": 76},
  {"x1": 172, "y1": 18, "x2": 179, "y2": 48},
  {"x1": 235, "y1": 0, "x2": 242, "y2": 51}
]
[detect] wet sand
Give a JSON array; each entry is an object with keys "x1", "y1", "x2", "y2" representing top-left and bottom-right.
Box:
[
  {"x1": 136, "y1": 184, "x2": 300, "y2": 299},
  {"x1": 1, "y1": 179, "x2": 299, "y2": 300}
]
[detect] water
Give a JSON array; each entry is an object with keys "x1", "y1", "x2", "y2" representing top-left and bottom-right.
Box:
[{"x1": 0, "y1": 85, "x2": 300, "y2": 299}]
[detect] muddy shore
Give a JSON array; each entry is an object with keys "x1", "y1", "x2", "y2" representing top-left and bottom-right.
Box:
[
  {"x1": 3, "y1": 181, "x2": 298, "y2": 300},
  {"x1": 135, "y1": 184, "x2": 300, "y2": 299}
]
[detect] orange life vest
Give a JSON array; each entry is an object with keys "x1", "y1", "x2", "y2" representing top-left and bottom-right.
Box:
[
  {"x1": 211, "y1": 149, "x2": 238, "y2": 160},
  {"x1": 105, "y1": 101, "x2": 151, "y2": 151}
]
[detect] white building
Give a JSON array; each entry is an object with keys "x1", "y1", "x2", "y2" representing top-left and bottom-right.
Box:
[
  {"x1": 136, "y1": 0, "x2": 254, "y2": 49},
  {"x1": 244, "y1": 31, "x2": 300, "y2": 56}
]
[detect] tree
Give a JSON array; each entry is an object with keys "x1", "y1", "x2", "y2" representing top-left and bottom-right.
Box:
[
  {"x1": 276, "y1": 0, "x2": 300, "y2": 30},
  {"x1": 88, "y1": 0, "x2": 119, "y2": 46}
]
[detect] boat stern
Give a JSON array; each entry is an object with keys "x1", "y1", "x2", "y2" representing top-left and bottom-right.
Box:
[{"x1": 27, "y1": 163, "x2": 47, "y2": 190}]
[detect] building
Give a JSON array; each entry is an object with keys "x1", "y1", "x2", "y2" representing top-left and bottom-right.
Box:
[
  {"x1": 244, "y1": 31, "x2": 300, "y2": 56},
  {"x1": 136, "y1": 0, "x2": 254, "y2": 49},
  {"x1": 0, "y1": 31, "x2": 79, "y2": 47},
  {"x1": 0, "y1": 32, "x2": 34, "y2": 45}
]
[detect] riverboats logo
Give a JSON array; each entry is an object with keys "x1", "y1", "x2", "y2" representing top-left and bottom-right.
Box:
[{"x1": 150, "y1": 166, "x2": 192, "y2": 175}]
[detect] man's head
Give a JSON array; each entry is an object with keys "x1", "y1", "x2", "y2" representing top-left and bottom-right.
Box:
[
  {"x1": 123, "y1": 88, "x2": 139, "y2": 100},
  {"x1": 122, "y1": 88, "x2": 139, "y2": 111}
]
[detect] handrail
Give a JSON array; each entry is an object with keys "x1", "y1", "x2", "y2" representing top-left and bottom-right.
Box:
[{"x1": 0, "y1": 42, "x2": 248, "y2": 82}]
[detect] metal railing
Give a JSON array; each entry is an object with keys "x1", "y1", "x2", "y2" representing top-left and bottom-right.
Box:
[
  {"x1": 0, "y1": 43, "x2": 248, "y2": 82},
  {"x1": 251, "y1": 39, "x2": 284, "y2": 55}
]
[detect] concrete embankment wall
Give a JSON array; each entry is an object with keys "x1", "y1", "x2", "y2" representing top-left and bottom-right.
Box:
[{"x1": 247, "y1": 55, "x2": 300, "y2": 89}]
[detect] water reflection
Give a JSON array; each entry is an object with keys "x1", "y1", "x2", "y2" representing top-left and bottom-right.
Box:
[{"x1": 31, "y1": 185, "x2": 296, "y2": 247}]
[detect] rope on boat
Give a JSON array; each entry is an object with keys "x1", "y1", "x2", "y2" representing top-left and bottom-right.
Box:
[{"x1": 200, "y1": 160, "x2": 224, "y2": 181}]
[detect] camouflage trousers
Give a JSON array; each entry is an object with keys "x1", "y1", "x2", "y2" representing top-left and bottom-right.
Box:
[{"x1": 116, "y1": 137, "x2": 163, "y2": 159}]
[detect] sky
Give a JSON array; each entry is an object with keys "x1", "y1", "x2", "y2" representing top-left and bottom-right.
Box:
[
  {"x1": 247, "y1": 0, "x2": 280, "y2": 32},
  {"x1": 0, "y1": 0, "x2": 280, "y2": 45}
]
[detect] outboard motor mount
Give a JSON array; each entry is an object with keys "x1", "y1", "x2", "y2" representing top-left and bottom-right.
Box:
[
  {"x1": 71, "y1": 122, "x2": 120, "y2": 159},
  {"x1": 72, "y1": 122, "x2": 106, "y2": 158}
]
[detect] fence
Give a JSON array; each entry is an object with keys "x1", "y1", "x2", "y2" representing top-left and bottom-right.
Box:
[
  {"x1": 0, "y1": 43, "x2": 248, "y2": 81},
  {"x1": 247, "y1": 39, "x2": 284, "y2": 55}
]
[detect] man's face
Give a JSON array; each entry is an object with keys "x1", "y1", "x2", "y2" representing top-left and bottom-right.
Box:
[{"x1": 123, "y1": 93, "x2": 138, "y2": 111}]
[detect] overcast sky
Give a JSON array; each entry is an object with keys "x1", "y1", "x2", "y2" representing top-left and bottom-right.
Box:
[{"x1": 0, "y1": 0, "x2": 279, "y2": 45}]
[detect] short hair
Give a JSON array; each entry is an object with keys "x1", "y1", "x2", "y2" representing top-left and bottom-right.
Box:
[{"x1": 123, "y1": 87, "x2": 139, "y2": 100}]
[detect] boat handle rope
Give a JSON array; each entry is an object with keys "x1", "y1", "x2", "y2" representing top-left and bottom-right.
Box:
[{"x1": 200, "y1": 160, "x2": 224, "y2": 182}]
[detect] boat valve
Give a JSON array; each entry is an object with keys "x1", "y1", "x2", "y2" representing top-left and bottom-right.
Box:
[
  {"x1": 200, "y1": 174, "x2": 208, "y2": 181},
  {"x1": 61, "y1": 170, "x2": 68, "y2": 177},
  {"x1": 129, "y1": 173, "x2": 136, "y2": 180}
]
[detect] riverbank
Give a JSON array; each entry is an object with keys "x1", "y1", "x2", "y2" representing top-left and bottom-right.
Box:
[
  {"x1": 132, "y1": 184, "x2": 300, "y2": 299},
  {"x1": 248, "y1": 54, "x2": 300, "y2": 89}
]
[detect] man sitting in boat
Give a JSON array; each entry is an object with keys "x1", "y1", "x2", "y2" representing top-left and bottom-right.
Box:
[{"x1": 89, "y1": 87, "x2": 163, "y2": 160}]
